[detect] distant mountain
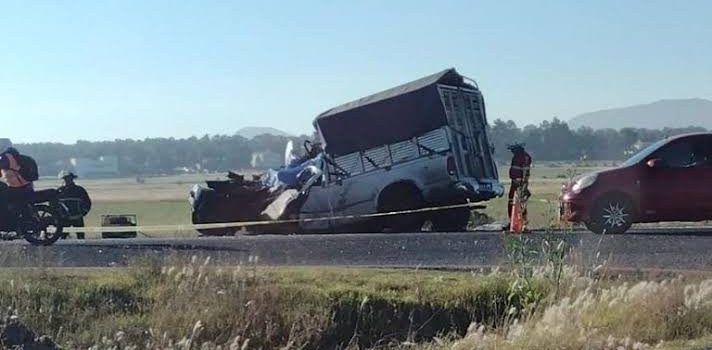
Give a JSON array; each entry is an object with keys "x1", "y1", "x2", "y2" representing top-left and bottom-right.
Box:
[
  {"x1": 569, "y1": 98, "x2": 712, "y2": 130},
  {"x1": 236, "y1": 127, "x2": 292, "y2": 139}
]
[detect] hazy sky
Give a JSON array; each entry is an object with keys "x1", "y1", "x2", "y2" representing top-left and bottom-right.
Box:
[{"x1": 1, "y1": 0, "x2": 711, "y2": 143}]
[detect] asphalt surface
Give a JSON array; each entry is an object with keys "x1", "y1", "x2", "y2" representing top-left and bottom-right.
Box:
[{"x1": 3, "y1": 226, "x2": 712, "y2": 270}]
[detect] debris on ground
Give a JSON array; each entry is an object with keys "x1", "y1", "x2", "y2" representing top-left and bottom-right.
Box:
[{"x1": 0, "y1": 316, "x2": 59, "y2": 350}]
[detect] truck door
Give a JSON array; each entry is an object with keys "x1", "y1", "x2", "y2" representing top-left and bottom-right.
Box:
[
  {"x1": 326, "y1": 152, "x2": 376, "y2": 230},
  {"x1": 298, "y1": 161, "x2": 333, "y2": 231}
]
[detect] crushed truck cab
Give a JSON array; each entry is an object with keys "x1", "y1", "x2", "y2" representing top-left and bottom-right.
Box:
[{"x1": 190, "y1": 68, "x2": 503, "y2": 234}]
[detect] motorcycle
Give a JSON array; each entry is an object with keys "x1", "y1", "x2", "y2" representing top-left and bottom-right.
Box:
[{"x1": 0, "y1": 183, "x2": 66, "y2": 245}]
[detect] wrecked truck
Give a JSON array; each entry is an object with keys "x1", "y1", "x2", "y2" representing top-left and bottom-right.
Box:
[{"x1": 190, "y1": 68, "x2": 504, "y2": 235}]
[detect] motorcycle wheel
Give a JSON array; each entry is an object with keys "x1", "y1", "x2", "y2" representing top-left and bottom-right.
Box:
[{"x1": 21, "y1": 204, "x2": 64, "y2": 246}]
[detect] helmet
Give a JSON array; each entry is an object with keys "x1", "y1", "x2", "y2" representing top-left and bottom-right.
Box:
[
  {"x1": 507, "y1": 143, "x2": 526, "y2": 152},
  {"x1": 0, "y1": 138, "x2": 12, "y2": 154},
  {"x1": 58, "y1": 170, "x2": 78, "y2": 180}
]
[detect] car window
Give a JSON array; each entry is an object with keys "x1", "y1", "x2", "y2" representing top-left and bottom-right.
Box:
[
  {"x1": 620, "y1": 138, "x2": 667, "y2": 167},
  {"x1": 696, "y1": 136, "x2": 712, "y2": 167},
  {"x1": 654, "y1": 139, "x2": 696, "y2": 168},
  {"x1": 681, "y1": 136, "x2": 712, "y2": 168}
]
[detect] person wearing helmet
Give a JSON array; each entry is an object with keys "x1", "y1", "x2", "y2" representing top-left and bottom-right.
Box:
[
  {"x1": 506, "y1": 143, "x2": 532, "y2": 230},
  {"x1": 0, "y1": 139, "x2": 37, "y2": 217},
  {"x1": 57, "y1": 171, "x2": 91, "y2": 239}
]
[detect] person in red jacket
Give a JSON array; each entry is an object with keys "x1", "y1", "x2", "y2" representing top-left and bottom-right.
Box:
[{"x1": 507, "y1": 143, "x2": 532, "y2": 227}]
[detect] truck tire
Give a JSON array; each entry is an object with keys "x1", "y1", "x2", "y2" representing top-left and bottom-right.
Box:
[
  {"x1": 585, "y1": 194, "x2": 634, "y2": 234},
  {"x1": 378, "y1": 183, "x2": 425, "y2": 233}
]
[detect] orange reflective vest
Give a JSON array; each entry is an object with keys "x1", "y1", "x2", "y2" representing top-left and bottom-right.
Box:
[
  {"x1": 509, "y1": 151, "x2": 532, "y2": 180},
  {"x1": 1, "y1": 153, "x2": 30, "y2": 188}
]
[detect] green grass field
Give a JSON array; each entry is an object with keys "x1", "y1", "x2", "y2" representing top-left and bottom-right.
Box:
[
  {"x1": 85, "y1": 200, "x2": 194, "y2": 237},
  {"x1": 34, "y1": 174, "x2": 212, "y2": 237}
]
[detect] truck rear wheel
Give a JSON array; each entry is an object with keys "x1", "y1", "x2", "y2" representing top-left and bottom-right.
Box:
[{"x1": 378, "y1": 184, "x2": 424, "y2": 233}]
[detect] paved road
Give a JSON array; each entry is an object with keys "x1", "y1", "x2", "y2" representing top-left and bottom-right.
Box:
[{"x1": 3, "y1": 227, "x2": 712, "y2": 270}]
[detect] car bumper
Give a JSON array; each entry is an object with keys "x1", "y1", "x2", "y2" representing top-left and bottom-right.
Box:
[{"x1": 559, "y1": 192, "x2": 589, "y2": 223}]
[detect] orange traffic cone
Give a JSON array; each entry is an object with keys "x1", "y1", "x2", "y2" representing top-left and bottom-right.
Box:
[{"x1": 510, "y1": 191, "x2": 524, "y2": 233}]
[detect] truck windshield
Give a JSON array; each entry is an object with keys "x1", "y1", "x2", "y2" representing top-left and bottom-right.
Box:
[{"x1": 620, "y1": 139, "x2": 667, "y2": 167}]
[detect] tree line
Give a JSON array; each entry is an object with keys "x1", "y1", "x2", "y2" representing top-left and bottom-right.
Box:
[
  {"x1": 14, "y1": 119, "x2": 707, "y2": 177},
  {"x1": 488, "y1": 118, "x2": 706, "y2": 163},
  {"x1": 17, "y1": 134, "x2": 311, "y2": 177}
]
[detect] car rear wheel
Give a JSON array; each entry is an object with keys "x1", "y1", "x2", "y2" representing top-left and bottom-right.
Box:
[{"x1": 586, "y1": 194, "x2": 634, "y2": 234}]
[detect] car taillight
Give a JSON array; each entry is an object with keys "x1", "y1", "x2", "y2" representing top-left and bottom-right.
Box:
[{"x1": 447, "y1": 156, "x2": 457, "y2": 176}]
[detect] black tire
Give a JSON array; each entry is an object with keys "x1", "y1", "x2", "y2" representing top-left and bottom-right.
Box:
[
  {"x1": 21, "y1": 204, "x2": 64, "y2": 246},
  {"x1": 378, "y1": 184, "x2": 425, "y2": 233},
  {"x1": 76, "y1": 232, "x2": 85, "y2": 240},
  {"x1": 585, "y1": 194, "x2": 634, "y2": 234},
  {"x1": 431, "y1": 206, "x2": 471, "y2": 232}
]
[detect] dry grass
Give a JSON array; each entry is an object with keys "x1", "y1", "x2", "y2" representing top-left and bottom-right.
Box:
[
  {"x1": 442, "y1": 270, "x2": 712, "y2": 350},
  {"x1": 0, "y1": 261, "x2": 537, "y2": 349},
  {"x1": 3, "y1": 257, "x2": 712, "y2": 349}
]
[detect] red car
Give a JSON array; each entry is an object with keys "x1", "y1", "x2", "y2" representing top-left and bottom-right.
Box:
[{"x1": 560, "y1": 132, "x2": 712, "y2": 234}]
